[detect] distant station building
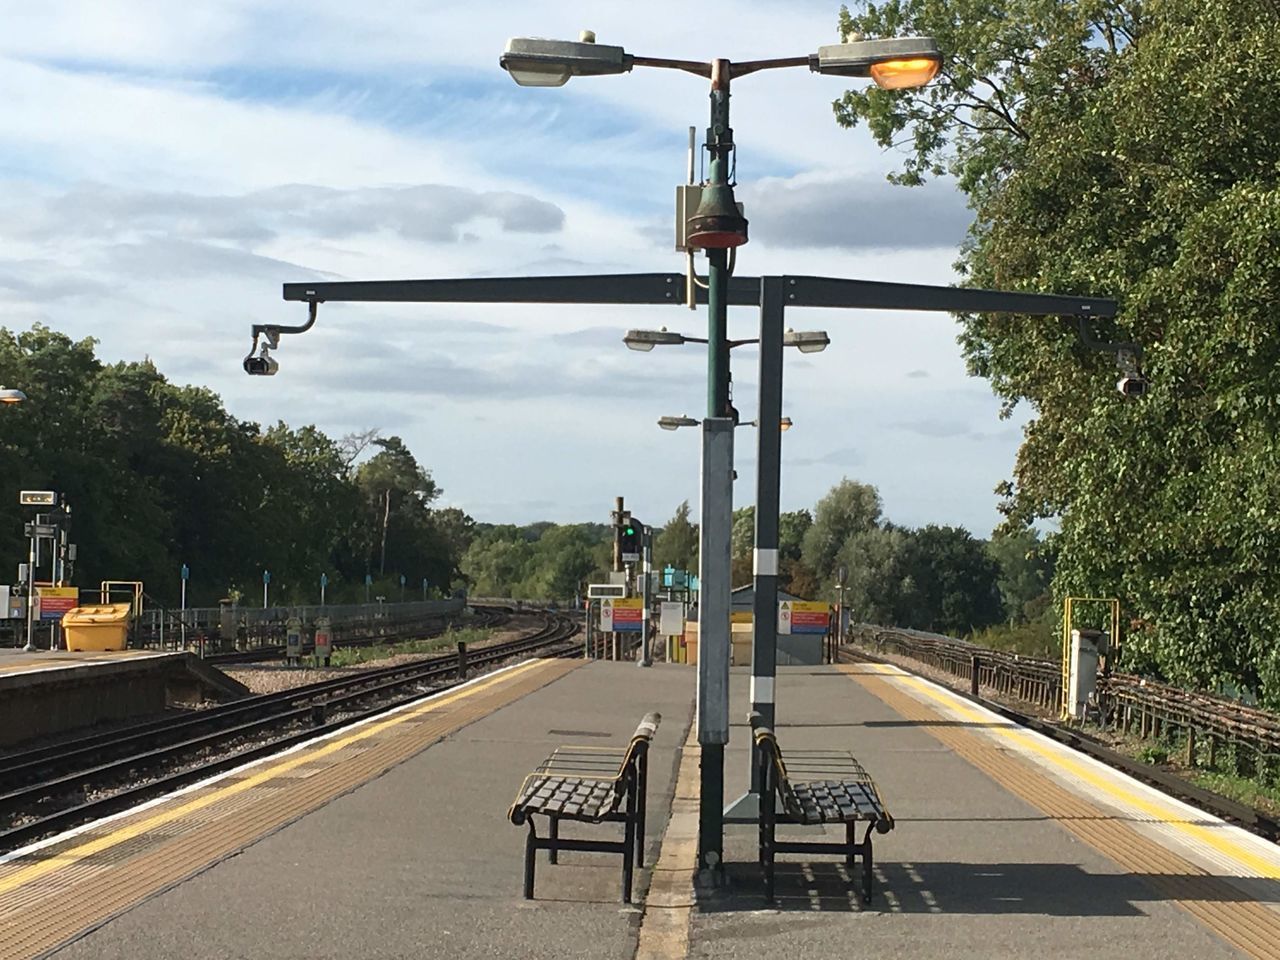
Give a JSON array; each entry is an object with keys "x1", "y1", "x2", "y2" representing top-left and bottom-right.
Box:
[{"x1": 684, "y1": 585, "x2": 826, "y2": 666}]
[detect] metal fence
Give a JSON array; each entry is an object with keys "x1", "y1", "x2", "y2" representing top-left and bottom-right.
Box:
[
  {"x1": 847, "y1": 623, "x2": 1280, "y2": 786},
  {"x1": 137, "y1": 598, "x2": 468, "y2": 651}
]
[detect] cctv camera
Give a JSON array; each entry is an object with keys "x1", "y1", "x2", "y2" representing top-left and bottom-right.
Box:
[
  {"x1": 244, "y1": 354, "x2": 279, "y2": 376},
  {"x1": 1116, "y1": 375, "x2": 1147, "y2": 398}
]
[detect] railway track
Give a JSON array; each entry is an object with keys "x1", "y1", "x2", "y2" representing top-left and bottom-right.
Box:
[{"x1": 0, "y1": 612, "x2": 579, "y2": 852}]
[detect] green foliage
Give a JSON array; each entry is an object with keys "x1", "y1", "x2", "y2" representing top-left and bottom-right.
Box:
[
  {"x1": 459, "y1": 522, "x2": 607, "y2": 600},
  {"x1": 968, "y1": 616, "x2": 1059, "y2": 658},
  {"x1": 834, "y1": 0, "x2": 1280, "y2": 703},
  {"x1": 986, "y1": 526, "x2": 1055, "y2": 622},
  {"x1": 654, "y1": 500, "x2": 698, "y2": 572},
  {"x1": 1135, "y1": 743, "x2": 1171, "y2": 766},
  {"x1": 0, "y1": 326, "x2": 473, "y2": 607}
]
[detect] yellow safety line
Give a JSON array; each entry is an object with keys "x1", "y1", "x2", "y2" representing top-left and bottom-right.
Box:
[
  {"x1": 0, "y1": 657, "x2": 550, "y2": 895},
  {"x1": 852, "y1": 662, "x2": 1280, "y2": 880}
]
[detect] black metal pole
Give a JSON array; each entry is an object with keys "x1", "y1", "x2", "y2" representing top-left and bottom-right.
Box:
[{"x1": 750, "y1": 276, "x2": 784, "y2": 789}]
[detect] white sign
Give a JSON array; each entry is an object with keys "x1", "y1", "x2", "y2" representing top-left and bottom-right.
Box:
[
  {"x1": 600, "y1": 599, "x2": 614, "y2": 632},
  {"x1": 659, "y1": 601, "x2": 684, "y2": 637},
  {"x1": 777, "y1": 600, "x2": 792, "y2": 636}
]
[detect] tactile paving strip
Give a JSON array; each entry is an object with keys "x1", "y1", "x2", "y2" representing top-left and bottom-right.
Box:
[
  {"x1": 847, "y1": 665, "x2": 1280, "y2": 960},
  {"x1": 0, "y1": 657, "x2": 579, "y2": 960}
]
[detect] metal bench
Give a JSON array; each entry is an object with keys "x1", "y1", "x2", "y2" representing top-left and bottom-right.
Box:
[
  {"x1": 753, "y1": 713, "x2": 894, "y2": 902},
  {"x1": 508, "y1": 712, "x2": 660, "y2": 903}
]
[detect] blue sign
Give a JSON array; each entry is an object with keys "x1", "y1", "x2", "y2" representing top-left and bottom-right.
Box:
[
  {"x1": 262, "y1": 570, "x2": 271, "y2": 585},
  {"x1": 180, "y1": 563, "x2": 189, "y2": 581},
  {"x1": 399, "y1": 574, "x2": 406, "y2": 586},
  {"x1": 320, "y1": 573, "x2": 328, "y2": 588},
  {"x1": 365, "y1": 574, "x2": 373, "y2": 586}
]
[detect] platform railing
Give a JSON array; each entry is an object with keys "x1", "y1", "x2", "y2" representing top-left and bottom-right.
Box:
[{"x1": 846, "y1": 623, "x2": 1280, "y2": 787}]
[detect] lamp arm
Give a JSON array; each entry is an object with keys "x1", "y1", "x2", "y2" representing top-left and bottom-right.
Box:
[
  {"x1": 245, "y1": 301, "x2": 318, "y2": 363},
  {"x1": 1076, "y1": 316, "x2": 1144, "y2": 375}
]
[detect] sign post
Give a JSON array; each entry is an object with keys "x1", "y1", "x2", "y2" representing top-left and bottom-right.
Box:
[
  {"x1": 422, "y1": 578, "x2": 429, "y2": 602},
  {"x1": 180, "y1": 563, "x2": 190, "y2": 652},
  {"x1": 286, "y1": 616, "x2": 303, "y2": 665},
  {"x1": 320, "y1": 572, "x2": 328, "y2": 607},
  {"x1": 365, "y1": 573, "x2": 372, "y2": 605},
  {"x1": 314, "y1": 616, "x2": 332, "y2": 666}
]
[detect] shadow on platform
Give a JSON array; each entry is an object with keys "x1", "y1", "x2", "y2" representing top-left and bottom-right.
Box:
[{"x1": 700, "y1": 860, "x2": 1264, "y2": 916}]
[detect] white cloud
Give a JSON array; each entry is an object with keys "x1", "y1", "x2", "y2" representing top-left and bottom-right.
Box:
[{"x1": 0, "y1": 2, "x2": 1030, "y2": 532}]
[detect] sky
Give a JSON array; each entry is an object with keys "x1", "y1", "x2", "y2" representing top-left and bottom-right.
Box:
[{"x1": 0, "y1": 1, "x2": 1030, "y2": 535}]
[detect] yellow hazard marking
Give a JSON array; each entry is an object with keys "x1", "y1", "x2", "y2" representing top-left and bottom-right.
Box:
[
  {"x1": 0, "y1": 658, "x2": 549, "y2": 895},
  {"x1": 861, "y1": 662, "x2": 1280, "y2": 880}
]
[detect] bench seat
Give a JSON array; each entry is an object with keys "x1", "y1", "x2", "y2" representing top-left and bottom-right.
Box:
[
  {"x1": 754, "y1": 720, "x2": 893, "y2": 903},
  {"x1": 509, "y1": 713, "x2": 660, "y2": 903}
]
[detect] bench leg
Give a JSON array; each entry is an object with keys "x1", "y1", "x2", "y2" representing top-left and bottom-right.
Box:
[
  {"x1": 846, "y1": 821, "x2": 857, "y2": 867},
  {"x1": 523, "y1": 821, "x2": 538, "y2": 900},
  {"x1": 622, "y1": 806, "x2": 636, "y2": 904},
  {"x1": 862, "y1": 833, "x2": 874, "y2": 904},
  {"x1": 549, "y1": 815, "x2": 559, "y2": 865},
  {"x1": 635, "y1": 753, "x2": 648, "y2": 869}
]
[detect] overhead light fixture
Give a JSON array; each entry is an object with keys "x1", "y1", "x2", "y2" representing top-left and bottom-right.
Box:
[
  {"x1": 658, "y1": 415, "x2": 700, "y2": 431},
  {"x1": 0, "y1": 387, "x2": 27, "y2": 404},
  {"x1": 500, "y1": 33, "x2": 633, "y2": 87},
  {"x1": 812, "y1": 36, "x2": 941, "y2": 90},
  {"x1": 783, "y1": 329, "x2": 831, "y2": 354},
  {"x1": 779, "y1": 417, "x2": 793, "y2": 431},
  {"x1": 624, "y1": 328, "x2": 687, "y2": 351}
]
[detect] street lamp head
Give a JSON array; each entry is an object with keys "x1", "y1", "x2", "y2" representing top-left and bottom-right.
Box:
[
  {"x1": 624, "y1": 327, "x2": 686, "y2": 351},
  {"x1": 779, "y1": 416, "x2": 793, "y2": 432},
  {"x1": 658, "y1": 415, "x2": 700, "y2": 431},
  {"x1": 0, "y1": 387, "x2": 27, "y2": 404},
  {"x1": 812, "y1": 36, "x2": 941, "y2": 90},
  {"x1": 783, "y1": 329, "x2": 831, "y2": 354},
  {"x1": 686, "y1": 182, "x2": 749, "y2": 249},
  {"x1": 500, "y1": 35, "x2": 633, "y2": 87}
]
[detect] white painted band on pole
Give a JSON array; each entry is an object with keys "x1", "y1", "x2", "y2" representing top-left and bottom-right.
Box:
[
  {"x1": 753, "y1": 548, "x2": 778, "y2": 576},
  {"x1": 750, "y1": 675, "x2": 775, "y2": 704}
]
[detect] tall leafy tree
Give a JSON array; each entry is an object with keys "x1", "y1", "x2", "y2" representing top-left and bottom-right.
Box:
[
  {"x1": 801, "y1": 478, "x2": 882, "y2": 584},
  {"x1": 834, "y1": 0, "x2": 1280, "y2": 699},
  {"x1": 654, "y1": 500, "x2": 698, "y2": 572}
]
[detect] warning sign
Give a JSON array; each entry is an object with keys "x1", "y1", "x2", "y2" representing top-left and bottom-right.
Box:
[
  {"x1": 37, "y1": 586, "x2": 78, "y2": 622},
  {"x1": 789, "y1": 601, "x2": 830, "y2": 635},
  {"x1": 777, "y1": 600, "x2": 792, "y2": 635},
  {"x1": 610, "y1": 597, "x2": 644, "y2": 633}
]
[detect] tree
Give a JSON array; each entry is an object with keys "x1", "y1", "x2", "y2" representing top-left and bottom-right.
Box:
[
  {"x1": 986, "y1": 526, "x2": 1054, "y2": 623},
  {"x1": 834, "y1": 0, "x2": 1280, "y2": 701},
  {"x1": 899, "y1": 525, "x2": 1002, "y2": 634},
  {"x1": 835, "y1": 526, "x2": 913, "y2": 625},
  {"x1": 801, "y1": 479, "x2": 882, "y2": 583},
  {"x1": 779, "y1": 509, "x2": 816, "y2": 597},
  {"x1": 654, "y1": 500, "x2": 698, "y2": 572},
  {"x1": 730, "y1": 506, "x2": 755, "y2": 588}
]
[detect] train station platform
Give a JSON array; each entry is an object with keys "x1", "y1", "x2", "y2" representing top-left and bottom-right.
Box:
[
  {"x1": 4, "y1": 655, "x2": 1280, "y2": 959},
  {"x1": 0, "y1": 650, "x2": 248, "y2": 747},
  {"x1": 694, "y1": 661, "x2": 1280, "y2": 960},
  {"x1": 0, "y1": 658, "x2": 694, "y2": 960}
]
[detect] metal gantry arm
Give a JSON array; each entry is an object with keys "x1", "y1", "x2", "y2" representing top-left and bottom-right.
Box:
[{"x1": 279, "y1": 272, "x2": 1117, "y2": 317}]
